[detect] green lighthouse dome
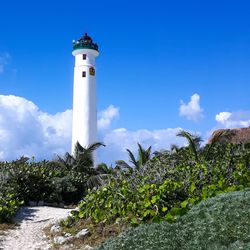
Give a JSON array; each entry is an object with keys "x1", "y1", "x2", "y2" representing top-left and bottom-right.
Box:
[{"x1": 73, "y1": 33, "x2": 99, "y2": 52}]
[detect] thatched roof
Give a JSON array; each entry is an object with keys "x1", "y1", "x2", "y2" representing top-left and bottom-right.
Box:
[{"x1": 209, "y1": 127, "x2": 250, "y2": 144}]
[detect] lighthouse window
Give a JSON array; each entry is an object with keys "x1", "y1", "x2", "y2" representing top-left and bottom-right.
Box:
[
  {"x1": 83, "y1": 54, "x2": 87, "y2": 60},
  {"x1": 82, "y1": 71, "x2": 86, "y2": 77},
  {"x1": 89, "y1": 67, "x2": 95, "y2": 76}
]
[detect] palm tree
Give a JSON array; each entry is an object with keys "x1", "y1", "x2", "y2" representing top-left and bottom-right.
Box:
[
  {"x1": 73, "y1": 141, "x2": 105, "y2": 172},
  {"x1": 56, "y1": 152, "x2": 75, "y2": 171},
  {"x1": 96, "y1": 163, "x2": 114, "y2": 174},
  {"x1": 177, "y1": 130, "x2": 202, "y2": 162},
  {"x1": 116, "y1": 143, "x2": 152, "y2": 170},
  {"x1": 55, "y1": 141, "x2": 106, "y2": 188}
]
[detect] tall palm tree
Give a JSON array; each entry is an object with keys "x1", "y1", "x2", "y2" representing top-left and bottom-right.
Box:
[{"x1": 116, "y1": 143, "x2": 152, "y2": 170}]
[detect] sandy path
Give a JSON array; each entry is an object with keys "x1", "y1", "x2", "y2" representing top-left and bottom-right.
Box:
[{"x1": 0, "y1": 206, "x2": 72, "y2": 250}]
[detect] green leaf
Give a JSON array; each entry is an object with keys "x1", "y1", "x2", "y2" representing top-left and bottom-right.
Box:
[
  {"x1": 190, "y1": 183, "x2": 196, "y2": 193},
  {"x1": 181, "y1": 200, "x2": 188, "y2": 208},
  {"x1": 130, "y1": 217, "x2": 139, "y2": 225},
  {"x1": 151, "y1": 195, "x2": 160, "y2": 204},
  {"x1": 162, "y1": 207, "x2": 168, "y2": 212}
]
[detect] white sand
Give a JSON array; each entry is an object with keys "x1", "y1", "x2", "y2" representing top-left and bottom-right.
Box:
[{"x1": 0, "y1": 206, "x2": 72, "y2": 250}]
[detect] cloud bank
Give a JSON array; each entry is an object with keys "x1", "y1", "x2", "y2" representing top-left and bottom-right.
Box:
[
  {"x1": 179, "y1": 93, "x2": 203, "y2": 121},
  {"x1": 0, "y1": 95, "x2": 72, "y2": 160},
  {"x1": 0, "y1": 95, "x2": 186, "y2": 164}
]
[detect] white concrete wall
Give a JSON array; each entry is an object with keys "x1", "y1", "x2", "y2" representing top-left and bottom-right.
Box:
[{"x1": 71, "y1": 48, "x2": 99, "y2": 155}]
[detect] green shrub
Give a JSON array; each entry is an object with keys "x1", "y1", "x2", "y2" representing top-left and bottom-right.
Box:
[
  {"x1": 71, "y1": 144, "x2": 250, "y2": 225},
  {"x1": 97, "y1": 189, "x2": 250, "y2": 250},
  {"x1": 71, "y1": 178, "x2": 185, "y2": 225},
  {"x1": 0, "y1": 160, "x2": 86, "y2": 204},
  {"x1": 0, "y1": 159, "x2": 99, "y2": 222},
  {"x1": 0, "y1": 193, "x2": 23, "y2": 223},
  {"x1": 0, "y1": 142, "x2": 107, "y2": 223}
]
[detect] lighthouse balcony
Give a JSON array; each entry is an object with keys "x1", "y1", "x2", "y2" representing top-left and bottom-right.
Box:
[{"x1": 73, "y1": 41, "x2": 99, "y2": 52}]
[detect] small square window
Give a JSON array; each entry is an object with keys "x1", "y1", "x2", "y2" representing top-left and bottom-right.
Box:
[
  {"x1": 83, "y1": 54, "x2": 87, "y2": 60},
  {"x1": 82, "y1": 71, "x2": 86, "y2": 77}
]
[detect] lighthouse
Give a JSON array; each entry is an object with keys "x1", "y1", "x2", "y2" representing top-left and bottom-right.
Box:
[{"x1": 71, "y1": 33, "x2": 99, "y2": 154}]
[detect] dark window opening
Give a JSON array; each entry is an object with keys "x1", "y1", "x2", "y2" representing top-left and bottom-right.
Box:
[
  {"x1": 89, "y1": 67, "x2": 95, "y2": 76},
  {"x1": 82, "y1": 71, "x2": 86, "y2": 77},
  {"x1": 83, "y1": 54, "x2": 87, "y2": 60}
]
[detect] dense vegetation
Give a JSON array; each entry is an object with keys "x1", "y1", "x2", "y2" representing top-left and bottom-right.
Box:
[
  {"x1": 1, "y1": 130, "x2": 250, "y2": 249},
  {"x1": 69, "y1": 134, "x2": 250, "y2": 226},
  {"x1": 97, "y1": 189, "x2": 250, "y2": 250},
  {"x1": 0, "y1": 142, "x2": 107, "y2": 223}
]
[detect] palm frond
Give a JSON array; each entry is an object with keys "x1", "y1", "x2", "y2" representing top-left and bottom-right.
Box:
[
  {"x1": 170, "y1": 144, "x2": 179, "y2": 153},
  {"x1": 64, "y1": 152, "x2": 75, "y2": 165},
  {"x1": 115, "y1": 160, "x2": 133, "y2": 170},
  {"x1": 15, "y1": 156, "x2": 29, "y2": 164},
  {"x1": 177, "y1": 130, "x2": 201, "y2": 162},
  {"x1": 137, "y1": 143, "x2": 145, "y2": 166},
  {"x1": 86, "y1": 142, "x2": 106, "y2": 153},
  {"x1": 96, "y1": 163, "x2": 111, "y2": 174},
  {"x1": 145, "y1": 146, "x2": 152, "y2": 161},
  {"x1": 86, "y1": 175, "x2": 104, "y2": 189},
  {"x1": 126, "y1": 149, "x2": 139, "y2": 168},
  {"x1": 74, "y1": 141, "x2": 85, "y2": 159}
]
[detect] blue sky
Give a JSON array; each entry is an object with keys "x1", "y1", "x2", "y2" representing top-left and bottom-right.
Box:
[{"x1": 0, "y1": 0, "x2": 249, "y2": 163}]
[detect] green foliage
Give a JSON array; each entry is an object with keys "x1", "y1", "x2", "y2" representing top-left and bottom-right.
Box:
[
  {"x1": 116, "y1": 143, "x2": 152, "y2": 170},
  {"x1": 71, "y1": 143, "x2": 250, "y2": 226},
  {"x1": 97, "y1": 189, "x2": 250, "y2": 250},
  {"x1": 177, "y1": 130, "x2": 202, "y2": 162},
  {"x1": 0, "y1": 141, "x2": 108, "y2": 223},
  {"x1": 71, "y1": 178, "x2": 184, "y2": 225},
  {"x1": 0, "y1": 160, "x2": 87, "y2": 204},
  {"x1": 0, "y1": 193, "x2": 23, "y2": 223}
]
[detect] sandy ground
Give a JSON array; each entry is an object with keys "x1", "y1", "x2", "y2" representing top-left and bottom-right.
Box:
[{"x1": 0, "y1": 206, "x2": 72, "y2": 250}]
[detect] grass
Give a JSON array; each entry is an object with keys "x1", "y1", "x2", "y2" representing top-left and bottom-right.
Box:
[{"x1": 45, "y1": 218, "x2": 128, "y2": 249}]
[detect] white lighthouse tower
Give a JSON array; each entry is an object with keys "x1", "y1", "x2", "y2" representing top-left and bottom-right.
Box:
[{"x1": 71, "y1": 33, "x2": 99, "y2": 154}]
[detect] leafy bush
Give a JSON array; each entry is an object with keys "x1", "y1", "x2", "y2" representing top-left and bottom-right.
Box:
[
  {"x1": 0, "y1": 193, "x2": 23, "y2": 223},
  {"x1": 97, "y1": 189, "x2": 250, "y2": 250},
  {"x1": 0, "y1": 142, "x2": 108, "y2": 223},
  {"x1": 0, "y1": 160, "x2": 87, "y2": 204},
  {"x1": 0, "y1": 160, "x2": 82, "y2": 222},
  {"x1": 71, "y1": 178, "x2": 184, "y2": 225},
  {"x1": 71, "y1": 143, "x2": 250, "y2": 225}
]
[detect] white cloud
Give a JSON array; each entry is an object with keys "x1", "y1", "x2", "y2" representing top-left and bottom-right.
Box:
[
  {"x1": 215, "y1": 112, "x2": 232, "y2": 124},
  {"x1": 97, "y1": 105, "x2": 119, "y2": 130},
  {"x1": 0, "y1": 95, "x2": 72, "y2": 160},
  {"x1": 98, "y1": 127, "x2": 186, "y2": 165},
  {"x1": 0, "y1": 96, "x2": 121, "y2": 161},
  {"x1": 0, "y1": 95, "x2": 190, "y2": 164},
  {"x1": 179, "y1": 93, "x2": 203, "y2": 121},
  {"x1": 0, "y1": 53, "x2": 10, "y2": 74},
  {"x1": 215, "y1": 111, "x2": 250, "y2": 128}
]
